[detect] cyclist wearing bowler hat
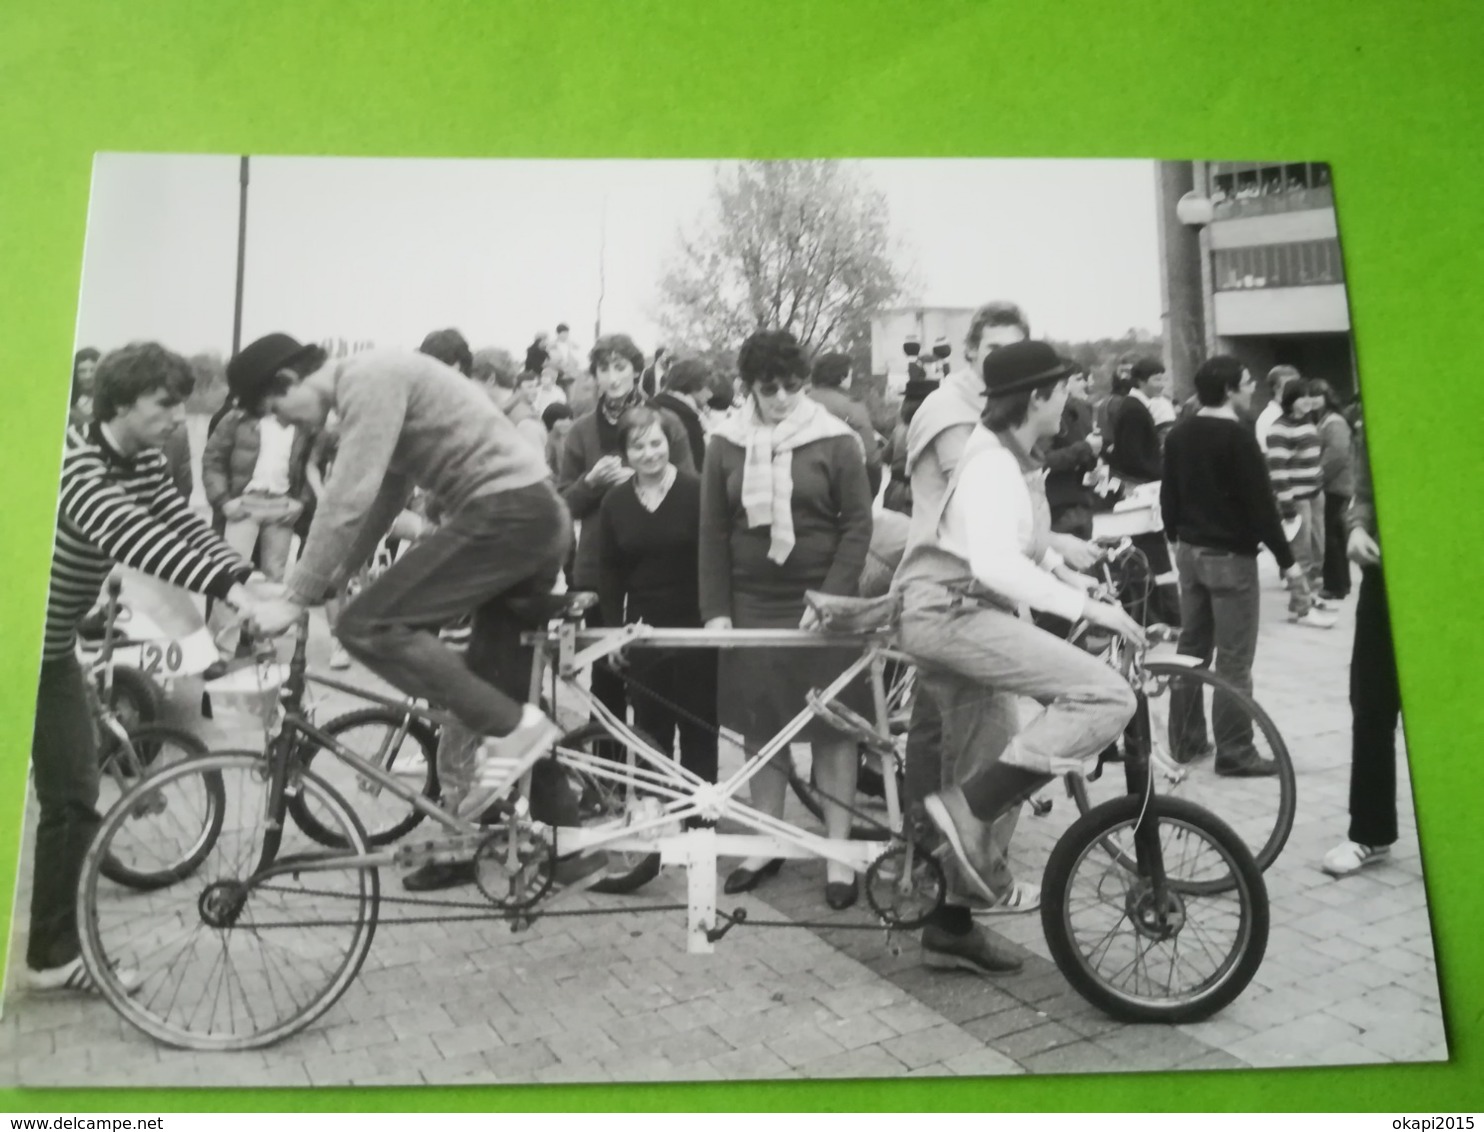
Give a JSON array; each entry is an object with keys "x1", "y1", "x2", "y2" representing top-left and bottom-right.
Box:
[
  {"x1": 233, "y1": 333, "x2": 604, "y2": 892},
  {"x1": 894, "y1": 340, "x2": 1145, "y2": 969}
]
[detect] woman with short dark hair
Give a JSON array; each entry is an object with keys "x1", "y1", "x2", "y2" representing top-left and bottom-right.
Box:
[
  {"x1": 596, "y1": 406, "x2": 717, "y2": 784},
  {"x1": 699, "y1": 328, "x2": 874, "y2": 909},
  {"x1": 557, "y1": 334, "x2": 697, "y2": 748}
]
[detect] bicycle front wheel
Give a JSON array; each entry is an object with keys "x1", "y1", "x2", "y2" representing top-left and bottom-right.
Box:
[
  {"x1": 1069, "y1": 661, "x2": 1296, "y2": 873},
  {"x1": 1042, "y1": 794, "x2": 1269, "y2": 1024},
  {"x1": 96, "y1": 724, "x2": 223, "y2": 891},
  {"x1": 288, "y1": 707, "x2": 440, "y2": 848},
  {"x1": 79, "y1": 751, "x2": 380, "y2": 1051}
]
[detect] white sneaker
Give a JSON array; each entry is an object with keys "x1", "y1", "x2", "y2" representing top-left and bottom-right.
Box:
[
  {"x1": 1322, "y1": 840, "x2": 1390, "y2": 877},
  {"x1": 973, "y1": 880, "x2": 1041, "y2": 917},
  {"x1": 329, "y1": 643, "x2": 351, "y2": 670},
  {"x1": 24, "y1": 957, "x2": 142, "y2": 996},
  {"x1": 1289, "y1": 608, "x2": 1338, "y2": 629},
  {"x1": 456, "y1": 706, "x2": 562, "y2": 820}
]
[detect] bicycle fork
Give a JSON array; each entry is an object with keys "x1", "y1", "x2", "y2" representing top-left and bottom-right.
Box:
[{"x1": 1123, "y1": 690, "x2": 1172, "y2": 904}]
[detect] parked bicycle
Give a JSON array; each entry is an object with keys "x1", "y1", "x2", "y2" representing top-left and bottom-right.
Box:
[{"x1": 88, "y1": 575, "x2": 224, "y2": 891}]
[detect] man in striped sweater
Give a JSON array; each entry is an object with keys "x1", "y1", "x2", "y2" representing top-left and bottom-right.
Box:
[
  {"x1": 1265, "y1": 380, "x2": 1337, "y2": 627},
  {"x1": 26, "y1": 343, "x2": 261, "y2": 993}
]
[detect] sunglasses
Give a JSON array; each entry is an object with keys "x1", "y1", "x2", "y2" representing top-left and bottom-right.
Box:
[{"x1": 753, "y1": 377, "x2": 808, "y2": 397}]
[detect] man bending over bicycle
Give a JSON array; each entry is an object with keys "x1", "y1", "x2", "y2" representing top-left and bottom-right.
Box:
[
  {"x1": 895, "y1": 341, "x2": 1144, "y2": 970},
  {"x1": 237, "y1": 334, "x2": 603, "y2": 892},
  {"x1": 26, "y1": 343, "x2": 265, "y2": 994}
]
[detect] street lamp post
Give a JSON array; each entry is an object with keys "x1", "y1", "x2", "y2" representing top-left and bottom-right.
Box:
[{"x1": 231, "y1": 156, "x2": 249, "y2": 357}]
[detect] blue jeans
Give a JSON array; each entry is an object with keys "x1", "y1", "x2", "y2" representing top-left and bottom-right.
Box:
[
  {"x1": 1171, "y1": 543, "x2": 1261, "y2": 763},
  {"x1": 899, "y1": 583, "x2": 1136, "y2": 818},
  {"x1": 911, "y1": 672, "x2": 1022, "y2": 900}
]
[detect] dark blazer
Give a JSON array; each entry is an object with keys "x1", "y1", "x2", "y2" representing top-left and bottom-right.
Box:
[
  {"x1": 1107, "y1": 393, "x2": 1162, "y2": 484},
  {"x1": 652, "y1": 391, "x2": 707, "y2": 467}
]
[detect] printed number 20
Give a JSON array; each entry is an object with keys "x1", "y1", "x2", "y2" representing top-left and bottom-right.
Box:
[{"x1": 140, "y1": 641, "x2": 184, "y2": 675}]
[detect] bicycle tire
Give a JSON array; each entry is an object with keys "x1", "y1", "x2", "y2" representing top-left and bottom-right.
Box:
[
  {"x1": 1068, "y1": 660, "x2": 1296, "y2": 874},
  {"x1": 79, "y1": 750, "x2": 380, "y2": 1051},
  {"x1": 288, "y1": 707, "x2": 440, "y2": 848},
  {"x1": 96, "y1": 724, "x2": 224, "y2": 891},
  {"x1": 551, "y1": 723, "x2": 663, "y2": 895},
  {"x1": 1041, "y1": 794, "x2": 1269, "y2": 1024},
  {"x1": 107, "y1": 665, "x2": 161, "y2": 734}
]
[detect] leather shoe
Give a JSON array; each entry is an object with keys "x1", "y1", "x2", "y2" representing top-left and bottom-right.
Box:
[
  {"x1": 922, "y1": 922, "x2": 1023, "y2": 975},
  {"x1": 402, "y1": 860, "x2": 476, "y2": 892},
  {"x1": 1215, "y1": 755, "x2": 1279, "y2": 778},
  {"x1": 723, "y1": 858, "x2": 784, "y2": 895},
  {"x1": 825, "y1": 876, "x2": 859, "y2": 910}
]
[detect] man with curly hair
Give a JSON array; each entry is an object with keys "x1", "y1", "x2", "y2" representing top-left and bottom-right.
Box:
[{"x1": 26, "y1": 342, "x2": 262, "y2": 994}]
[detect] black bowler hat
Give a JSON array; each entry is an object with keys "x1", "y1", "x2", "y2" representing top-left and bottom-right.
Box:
[
  {"x1": 226, "y1": 333, "x2": 321, "y2": 409},
  {"x1": 981, "y1": 340, "x2": 1077, "y2": 399}
]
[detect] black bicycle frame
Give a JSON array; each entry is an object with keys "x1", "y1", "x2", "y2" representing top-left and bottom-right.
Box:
[{"x1": 1122, "y1": 687, "x2": 1168, "y2": 891}]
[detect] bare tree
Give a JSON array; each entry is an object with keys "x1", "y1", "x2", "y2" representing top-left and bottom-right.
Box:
[{"x1": 656, "y1": 161, "x2": 910, "y2": 363}]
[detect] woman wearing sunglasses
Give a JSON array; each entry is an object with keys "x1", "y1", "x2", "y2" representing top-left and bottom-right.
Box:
[{"x1": 699, "y1": 328, "x2": 875, "y2": 910}]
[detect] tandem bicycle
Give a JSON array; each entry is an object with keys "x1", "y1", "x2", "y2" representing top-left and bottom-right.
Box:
[{"x1": 77, "y1": 583, "x2": 1269, "y2": 1050}]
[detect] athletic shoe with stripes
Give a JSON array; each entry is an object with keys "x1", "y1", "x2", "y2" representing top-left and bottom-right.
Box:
[
  {"x1": 456, "y1": 705, "x2": 562, "y2": 821},
  {"x1": 24, "y1": 957, "x2": 142, "y2": 995}
]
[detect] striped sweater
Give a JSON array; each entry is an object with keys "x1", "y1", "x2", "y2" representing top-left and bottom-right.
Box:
[
  {"x1": 43, "y1": 424, "x2": 251, "y2": 660},
  {"x1": 1264, "y1": 413, "x2": 1325, "y2": 506}
]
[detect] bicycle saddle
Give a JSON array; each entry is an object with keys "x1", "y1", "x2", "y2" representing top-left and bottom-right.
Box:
[
  {"x1": 539, "y1": 590, "x2": 599, "y2": 622},
  {"x1": 803, "y1": 590, "x2": 901, "y2": 634}
]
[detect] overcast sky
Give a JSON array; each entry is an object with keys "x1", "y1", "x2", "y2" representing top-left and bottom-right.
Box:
[{"x1": 74, "y1": 155, "x2": 1162, "y2": 360}]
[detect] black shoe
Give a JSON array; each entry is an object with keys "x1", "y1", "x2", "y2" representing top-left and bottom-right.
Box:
[
  {"x1": 922, "y1": 923, "x2": 1023, "y2": 975},
  {"x1": 1215, "y1": 755, "x2": 1280, "y2": 778},
  {"x1": 402, "y1": 860, "x2": 477, "y2": 892},
  {"x1": 825, "y1": 876, "x2": 859, "y2": 910},
  {"x1": 723, "y1": 858, "x2": 784, "y2": 895}
]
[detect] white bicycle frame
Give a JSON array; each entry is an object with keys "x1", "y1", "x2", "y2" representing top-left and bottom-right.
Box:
[{"x1": 526, "y1": 621, "x2": 908, "y2": 953}]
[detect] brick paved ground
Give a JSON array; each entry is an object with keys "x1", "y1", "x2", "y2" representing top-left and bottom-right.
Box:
[{"x1": 1, "y1": 557, "x2": 1447, "y2": 1086}]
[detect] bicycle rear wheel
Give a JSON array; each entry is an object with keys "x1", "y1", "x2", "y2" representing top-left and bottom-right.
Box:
[
  {"x1": 1068, "y1": 661, "x2": 1295, "y2": 873},
  {"x1": 1041, "y1": 794, "x2": 1269, "y2": 1024},
  {"x1": 551, "y1": 724, "x2": 662, "y2": 895},
  {"x1": 288, "y1": 707, "x2": 440, "y2": 848},
  {"x1": 79, "y1": 751, "x2": 380, "y2": 1051},
  {"x1": 96, "y1": 724, "x2": 223, "y2": 891}
]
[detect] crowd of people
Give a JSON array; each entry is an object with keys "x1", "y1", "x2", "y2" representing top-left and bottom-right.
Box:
[{"x1": 24, "y1": 303, "x2": 1401, "y2": 996}]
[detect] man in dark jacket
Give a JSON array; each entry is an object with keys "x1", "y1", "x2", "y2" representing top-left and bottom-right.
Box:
[
  {"x1": 1040, "y1": 362, "x2": 1102, "y2": 539},
  {"x1": 1108, "y1": 357, "x2": 1180, "y2": 627},
  {"x1": 807, "y1": 352, "x2": 883, "y2": 497},
  {"x1": 652, "y1": 357, "x2": 712, "y2": 467}
]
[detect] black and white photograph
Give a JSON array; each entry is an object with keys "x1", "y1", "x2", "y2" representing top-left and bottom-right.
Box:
[{"x1": 1, "y1": 154, "x2": 1445, "y2": 1086}]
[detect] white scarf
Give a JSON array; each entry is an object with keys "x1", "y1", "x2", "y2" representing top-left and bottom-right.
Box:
[{"x1": 711, "y1": 394, "x2": 855, "y2": 564}]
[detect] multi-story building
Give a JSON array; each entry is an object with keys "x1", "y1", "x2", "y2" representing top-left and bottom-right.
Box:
[{"x1": 1157, "y1": 160, "x2": 1357, "y2": 404}]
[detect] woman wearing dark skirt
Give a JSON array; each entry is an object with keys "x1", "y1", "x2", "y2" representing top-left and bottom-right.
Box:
[
  {"x1": 700, "y1": 329, "x2": 874, "y2": 909},
  {"x1": 596, "y1": 406, "x2": 718, "y2": 784}
]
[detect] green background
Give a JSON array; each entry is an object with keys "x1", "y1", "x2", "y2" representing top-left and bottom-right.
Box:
[{"x1": 2, "y1": 0, "x2": 1481, "y2": 1112}]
